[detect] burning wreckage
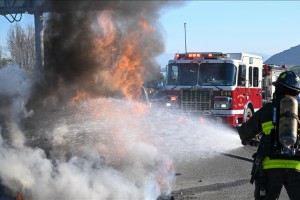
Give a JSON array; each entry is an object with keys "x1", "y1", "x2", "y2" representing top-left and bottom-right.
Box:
[
  {"x1": 0, "y1": 75, "x2": 175, "y2": 200},
  {"x1": 0, "y1": 1, "x2": 183, "y2": 200}
]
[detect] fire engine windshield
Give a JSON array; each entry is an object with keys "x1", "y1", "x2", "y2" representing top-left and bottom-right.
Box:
[
  {"x1": 199, "y1": 63, "x2": 236, "y2": 86},
  {"x1": 166, "y1": 63, "x2": 236, "y2": 86},
  {"x1": 167, "y1": 63, "x2": 199, "y2": 86}
]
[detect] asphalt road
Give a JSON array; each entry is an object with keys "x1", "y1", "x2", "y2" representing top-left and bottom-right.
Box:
[{"x1": 169, "y1": 145, "x2": 290, "y2": 200}]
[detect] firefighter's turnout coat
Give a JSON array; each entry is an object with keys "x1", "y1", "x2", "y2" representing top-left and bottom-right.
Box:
[{"x1": 238, "y1": 102, "x2": 300, "y2": 171}]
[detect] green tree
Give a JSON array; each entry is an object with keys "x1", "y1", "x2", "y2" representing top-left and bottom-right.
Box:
[
  {"x1": 0, "y1": 57, "x2": 13, "y2": 68},
  {"x1": 0, "y1": 46, "x2": 13, "y2": 68}
]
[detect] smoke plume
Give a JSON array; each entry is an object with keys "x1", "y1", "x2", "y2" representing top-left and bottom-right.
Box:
[
  {"x1": 1, "y1": 1, "x2": 189, "y2": 200},
  {"x1": 1, "y1": 1, "x2": 242, "y2": 200},
  {"x1": 27, "y1": 0, "x2": 181, "y2": 111}
]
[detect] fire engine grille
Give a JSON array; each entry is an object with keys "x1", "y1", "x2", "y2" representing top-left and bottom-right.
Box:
[{"x1": 181, "y1": 89, "x2": 213, "y2": 112}]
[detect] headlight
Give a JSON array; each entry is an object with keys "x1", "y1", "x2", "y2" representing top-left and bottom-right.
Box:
[
  {"x1": 214, "y1": 96, "x2": 232, "y2": 109},
  {"x1": 166, "y1": 95, "x2": 178, "y2": 107}
]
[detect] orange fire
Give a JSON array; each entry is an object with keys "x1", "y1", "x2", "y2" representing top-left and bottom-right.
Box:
[
  {"x1": 112, "y1": 35, "x2": 145, "y2": 100},
  {"x1": 16, "y1": 193, "x2": 24, "y2": 200},
  {"x1": 66, "y1": 9, "x2": 174, "y2": 194},
  {"x1": 139, "y1": 18, "x2": 154, "y2": 33},
  {"x1": 95, "y1": 10, "x2": 153, "y2": 100},
  {"x1": 72, "y1": 91, "x2": 90, "y2": 104},
  {"x1": 70, "y1": 9, "x2": 155, "y2": 103}
]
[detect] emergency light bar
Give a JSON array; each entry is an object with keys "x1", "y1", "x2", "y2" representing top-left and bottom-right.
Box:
[{"x1": 174, "y1": 52, "x2": 227, "y2": 60}]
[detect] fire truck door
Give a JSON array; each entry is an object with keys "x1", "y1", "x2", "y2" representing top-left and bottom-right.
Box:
[{"x1": 238, "y1": 64, "x2": 249, "y2": 98}]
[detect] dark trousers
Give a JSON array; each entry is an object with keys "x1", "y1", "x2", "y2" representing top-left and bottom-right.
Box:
[{"x1": 254, "y1": 169, "x2": 300, "y2": 200}]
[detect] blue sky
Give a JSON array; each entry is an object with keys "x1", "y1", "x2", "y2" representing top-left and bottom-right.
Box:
[
  {"x1": 159, "y1": 1, "x2": 300, "y2": 56},
  {"x1": 0, "y1": 13, "x2": 33, "y2": 56},
  {"x1": 1, "y1": 1, "x2": 300, "y2": 61}
]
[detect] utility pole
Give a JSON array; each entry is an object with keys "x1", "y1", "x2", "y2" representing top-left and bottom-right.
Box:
[{"x1": 184, "y1": 23, "x2": 187, "y2": 53}]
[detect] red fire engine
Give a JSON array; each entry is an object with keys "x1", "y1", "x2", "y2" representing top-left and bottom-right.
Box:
[
  {"x1": 156, "y1": 52, "x2": 265, "y2": 127},
  {"x1": 262, "y1": 64, "x2": 287, "y2": 104}
]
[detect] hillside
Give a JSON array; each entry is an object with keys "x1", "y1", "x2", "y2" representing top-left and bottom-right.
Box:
[{"x1": 265, "y1": 44, "x2": 300, "y2": 66}]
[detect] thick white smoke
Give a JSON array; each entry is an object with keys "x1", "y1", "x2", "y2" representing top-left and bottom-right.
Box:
[
  {"x1": 0, "y1": 66, "x2": 241, "y2": 200},
  {"x1": 0, "y1": 65, "x2": 32, "y2": 148},
  {"x1": 0, "y1": 65, "x2": 174, "y2": 199}
]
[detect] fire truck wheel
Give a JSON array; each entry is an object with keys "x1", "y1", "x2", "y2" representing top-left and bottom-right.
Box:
[{"x1": 245, "y1": 107, "x2": 253, "y2": 121}]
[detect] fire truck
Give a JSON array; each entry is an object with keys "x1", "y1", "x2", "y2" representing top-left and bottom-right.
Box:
[
  {"x1": 155, "y1": 52, "x2": 272, "y2": 127},
  {"x1": 262, "y1": 64, "x2": 287, "y2": 104}
]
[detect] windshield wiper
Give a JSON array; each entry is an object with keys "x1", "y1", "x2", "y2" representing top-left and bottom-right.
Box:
[
  {"x1": 210, "y1": 83, "x2": 223, "y2": 91},
  {"x1": 171, "y1": 82, "x2": 178, "y2": 90}
]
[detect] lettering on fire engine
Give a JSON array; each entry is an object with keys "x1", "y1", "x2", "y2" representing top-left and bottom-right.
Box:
[
  {"x1": 220, "y1": 91, "x2": 231, "y2": 96},
  {"x1": 237, "y1": 94, "x2": 246, "y2": 107}
]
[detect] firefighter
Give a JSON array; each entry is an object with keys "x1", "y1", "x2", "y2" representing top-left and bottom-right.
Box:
[{"x1": 238, "y1": 70, "x2": 300, "y2": 200}]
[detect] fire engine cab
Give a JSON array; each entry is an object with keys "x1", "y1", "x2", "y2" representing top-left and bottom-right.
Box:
[
  {"x1": 157, "y1": 52, "x2": 264, "y2": 127},
  {"x1": 262, "y1": 64, "x2": 287, "y2": 104}
]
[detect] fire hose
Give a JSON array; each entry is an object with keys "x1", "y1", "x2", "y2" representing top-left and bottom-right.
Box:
[{"x1": 221, "y1": 153, "x2": 253, "y2": 163}]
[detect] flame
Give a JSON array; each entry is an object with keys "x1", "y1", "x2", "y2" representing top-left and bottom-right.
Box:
[
  {"x1": 95, "y1": 10, "x2": 118, "y2": 71},
  {"x1": 72, "y1": 91, "x2": 90, "y2": 104},
  {"x1": 70, "y1": 9, "x2": 173, "y2": 197},
  {"x1": 139, "y1": 18, "x2": 154, "y2": 32},
  {"x1": 93, "y1": 10, "x2": 156, "y2": 100},
  {"x1": 16, "y1": 193, "x2": 24, "y2": 200},
  {"x1": 112, "y1": 34, "x2": 145, "y2": 100}
]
